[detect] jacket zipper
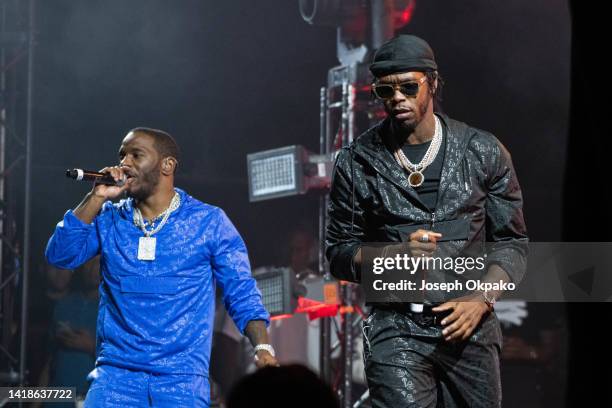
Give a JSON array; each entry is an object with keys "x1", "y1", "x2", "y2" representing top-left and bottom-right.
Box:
[{"x1": 429, "y1": 122, "x2": 472, "y2": 230}]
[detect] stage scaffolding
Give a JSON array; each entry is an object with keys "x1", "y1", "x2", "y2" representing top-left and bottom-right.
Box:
[{"x1": 0, "y1": 0, "x2": 35, "y2": 390}]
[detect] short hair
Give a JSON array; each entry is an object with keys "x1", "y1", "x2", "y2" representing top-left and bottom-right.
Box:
[
  {"x1": 130, "y1": 127, "x2": 180, "y2": 161},
  {"x1": 130, "y1": 127, "x2": 180, "y2": 172}
]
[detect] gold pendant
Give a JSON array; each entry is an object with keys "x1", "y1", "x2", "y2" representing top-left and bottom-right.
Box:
[{"x1": 408, "y1": 171, "x2": 425, "y2": 187}]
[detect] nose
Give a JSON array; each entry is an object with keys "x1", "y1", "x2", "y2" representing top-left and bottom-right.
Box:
[
  {"x1": 391, "y1": 88, "x2": 406, "y2": 102},
  {"x1": 120, "y1": 155, "x2": 133, "y2": 167}
]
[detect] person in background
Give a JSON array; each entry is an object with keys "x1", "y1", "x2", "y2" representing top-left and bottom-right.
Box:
[
  {"x1": 29, "y1": 263, "x2": 73, "y2": 388},
  {"x1": 36, "y1": 255, "x2": 100, "y2": 407},
  {"x1": 287, "y1": 228, "x2": 317, "y2": 280},
  {"x1": 45, "y1": 264, "x2": 73, "y2": 302}
]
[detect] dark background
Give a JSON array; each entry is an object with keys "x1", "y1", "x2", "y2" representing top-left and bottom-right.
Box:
[{"x1": 565, "y1": 1, "x2": 612, "y2": 406}]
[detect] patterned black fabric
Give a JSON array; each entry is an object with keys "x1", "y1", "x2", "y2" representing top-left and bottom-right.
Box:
[
  {"x1": 325, "y1": 113, "x2": 528, "y2": 286},
  {"x1": 363, "y1": 308, "x2": 502, "y2": 408}
]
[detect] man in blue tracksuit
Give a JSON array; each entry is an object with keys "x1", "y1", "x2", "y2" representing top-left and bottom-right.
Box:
[{"x1": 46, "y1": 127, "x2": 276, "y2": 407}]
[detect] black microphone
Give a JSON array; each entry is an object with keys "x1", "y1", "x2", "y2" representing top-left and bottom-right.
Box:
[{"x1": 65, "y1": 168, "x2": 126, "y2": 186}]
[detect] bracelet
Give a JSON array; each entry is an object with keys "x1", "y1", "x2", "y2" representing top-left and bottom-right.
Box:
[
  {"x1": 254, "y1": 344, "x2": 275, "y2": 360},
  {"x1": 481, "y1": 290, "x2": 496, "y2": 310}
]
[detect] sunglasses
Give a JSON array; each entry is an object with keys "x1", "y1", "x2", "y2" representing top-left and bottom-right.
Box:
[{"x1": 371, "y1": 76, "x2": 427, "y2": 100}]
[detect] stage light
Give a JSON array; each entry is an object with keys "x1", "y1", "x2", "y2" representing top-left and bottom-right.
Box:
[
  {"x1": 253, "y1": 267, "x2": 298, "y2": 317},
  {"x1": 247, "y1": 145, "x2": 332, "y2": 202}
]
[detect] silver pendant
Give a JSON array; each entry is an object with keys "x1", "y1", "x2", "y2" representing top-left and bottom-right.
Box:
[
  {"x1": 138, "y1": 236, "x2": 156, "y2": 260},
  {"x1": 408, "y1": 171, "x2": 425, "y2": 187}
]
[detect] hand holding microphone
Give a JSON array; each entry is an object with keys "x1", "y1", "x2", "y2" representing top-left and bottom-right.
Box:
[
  {"x1": 66, "y1": 168, "x2": 126, "y2": 186},
  {"x1": 66, "y1": 166, "x2": 133, "y2": 200}
]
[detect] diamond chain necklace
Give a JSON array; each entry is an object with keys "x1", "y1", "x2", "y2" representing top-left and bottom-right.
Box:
[
  {"x1": 133, "y1": 192, "x2": 180, "y2": 237},
  {"x1": 393, "y1": 115, "x2": 442, "y2": 187}
]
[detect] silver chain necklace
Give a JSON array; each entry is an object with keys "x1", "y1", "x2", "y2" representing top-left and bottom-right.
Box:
[
  {"x1": 133, "y1": 192, "x2": 180, "y2": 260},
  {"x1": 393, "y1": 115, "x2": 443, "y2": 187}
]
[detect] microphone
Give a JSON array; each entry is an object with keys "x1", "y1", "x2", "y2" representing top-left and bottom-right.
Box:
[{"x1": 65, "y1": 168, "x2": 126, "y2": 186}]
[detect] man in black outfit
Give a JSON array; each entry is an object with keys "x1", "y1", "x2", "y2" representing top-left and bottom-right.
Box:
[{"x1": 325, "y1": 35, "x2": 528, "y2": 407}]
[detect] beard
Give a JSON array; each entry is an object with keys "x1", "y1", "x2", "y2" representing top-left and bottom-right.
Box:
[
  {"x1": 127, "y1": 164, "x2": 161, "y2": 201},
  {"x1": 385, "y1": 98, "x2": 431, "y2": 145},
  {"x1": 387, "y1": 96, "x2": 431, "y2": 135}
]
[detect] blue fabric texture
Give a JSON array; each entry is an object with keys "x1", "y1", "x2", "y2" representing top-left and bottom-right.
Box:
[
  {"x1": 84, "y1": 365, "x2": 209, "y2": 407},
  {"x1": 45, "y1": 188, "x2": 269, "y2": 384}
]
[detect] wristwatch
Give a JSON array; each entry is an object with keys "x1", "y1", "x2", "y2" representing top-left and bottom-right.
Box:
[{"x1": 254, "y1": 344, "x2": 276, "y2": 361}]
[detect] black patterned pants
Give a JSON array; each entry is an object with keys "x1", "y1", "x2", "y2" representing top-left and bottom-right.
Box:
[{"x1": 362, "y1": 307, "x2": 503, "y2": 408}]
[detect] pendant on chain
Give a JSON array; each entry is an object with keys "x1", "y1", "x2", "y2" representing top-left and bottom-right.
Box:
[
  {"x1": 138, "y1": 236, "x2": 157, "y2": 260},
  {"x1": 408, "y1": 171, "x2": 425, "y2": 187}
]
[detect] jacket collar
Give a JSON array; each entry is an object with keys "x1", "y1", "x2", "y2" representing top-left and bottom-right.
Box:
[{"x1": 350, "y1": 113, "x2": 473, "y2": 213}]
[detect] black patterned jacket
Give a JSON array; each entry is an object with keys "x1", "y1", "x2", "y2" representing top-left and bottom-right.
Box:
[{"x1": 325, "y1": 113, "x2": 528, "y2": 295}]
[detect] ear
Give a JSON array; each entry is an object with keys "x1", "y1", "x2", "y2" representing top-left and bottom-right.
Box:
[{"x1": 161, "y1": 157, "x2": 177, "y2": 176}]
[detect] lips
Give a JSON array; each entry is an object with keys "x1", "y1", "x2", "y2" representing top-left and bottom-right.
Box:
[
  {"x1": 392, "y1": 109, "x2": 414, "y2": 120},
  {"x1": 123, "y1": 170, "x2": 137, "y2": 184},
  {"x1": 122, "y1": 168, "x2": 136, "y2": 178}
]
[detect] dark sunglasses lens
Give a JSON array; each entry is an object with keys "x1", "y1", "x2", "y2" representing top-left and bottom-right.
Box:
[
  {"x1": 374, "y1": 85, "x2": 395, "y2": 99},
  {"x1": 400, "y1": 83, "x2": 419, "y2": 96},
  {"x1": 373, "y1": 82, "x2": 420, "y2": 99}
]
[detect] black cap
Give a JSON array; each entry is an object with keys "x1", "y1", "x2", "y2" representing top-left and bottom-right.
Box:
[{"x1": 369, "y1": 34, "x2": 437, "y2": 78}]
